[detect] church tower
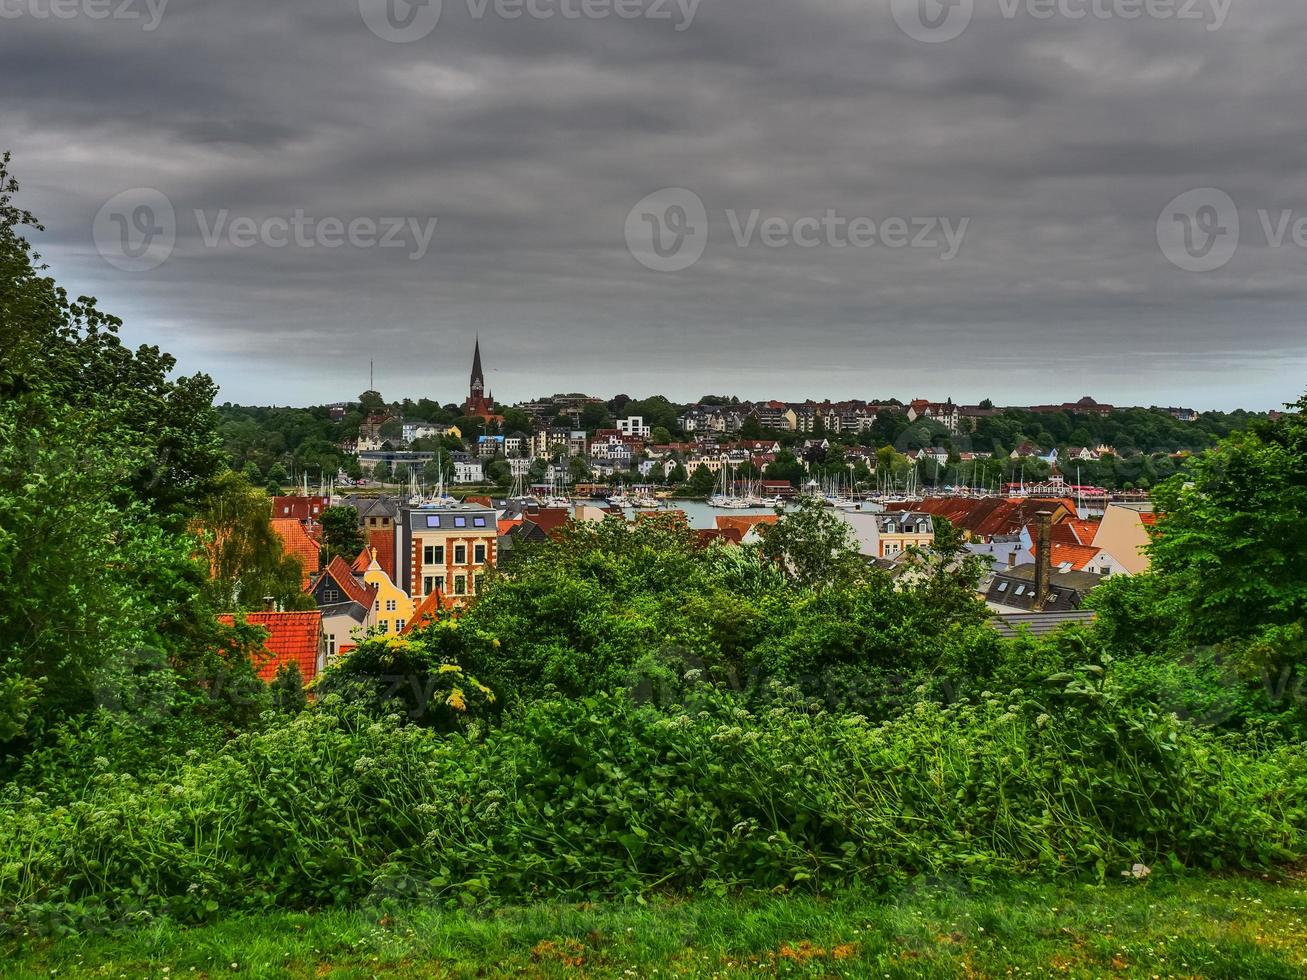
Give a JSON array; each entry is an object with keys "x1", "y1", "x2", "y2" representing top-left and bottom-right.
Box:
[
  {"x1": 464, "y1": 336, "x2": 498, "y2": 421},
  {"x1": 470, "y1": 336, "x2": 485, "y2": 400}
]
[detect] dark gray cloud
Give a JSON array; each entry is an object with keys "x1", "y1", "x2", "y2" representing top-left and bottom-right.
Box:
[{"x1": 3, "y1": 0, "x2": 1304, "y2": 410}]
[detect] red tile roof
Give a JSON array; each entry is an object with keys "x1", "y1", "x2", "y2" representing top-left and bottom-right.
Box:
[
  {"x1": 697, "y1": 528, "x2": 744, "y2": 547},
  {"x1": 1027, "y1": 542, "x2": 1102, "y2": 571},
  {"x1": 401, "y1": 590, "x2": 462, "y2": 634},
  {"x1": 715, "y1": 515, "x2": 780, "y2": 536},
  {"x1": 1139, "y1": 513, "x2": 1160, "y2": 526},
  {"x1": 312, "y1": 556, "x2": 378, "y2": 610},
  {"x1": 888, "y1": 498, "x2": 1075, "y2": 540},
  {"x1": 524, "y1": 508, "x2": 572, "y2": 539},
  {"x1": 497, "y1": 519, "x2": 523, "y2": 536},
  {"x1": 1066, "y1": 519, "x2": 1101, "y2": 546},
  {"x1": 271, "y1": 518, "x2": 322, "y2": 585},
  {"x1": 272, "y1": 496, "x2": 329, "y2": 522},
  {"x1": 217, "y1": 611, "x2": 323, "y2": 682},
  {"x1": 366, "y1": 529, "x2": 396, "y2": 581},
  {"x1": 351, "y1": 547, "x2": 372, "y2": 573}
]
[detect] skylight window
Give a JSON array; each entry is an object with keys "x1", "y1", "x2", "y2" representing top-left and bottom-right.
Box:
[{"x1": 426, "y1": 516, "x2": 441, "y2": 528}]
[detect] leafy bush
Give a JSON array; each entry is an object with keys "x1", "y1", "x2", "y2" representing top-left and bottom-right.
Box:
[
  {"x1": 318, "y1": 631, "x2": 500, "y2": 732},
  {"x1": 4, "y1": 661, "x2": 1303, "y2": 931}
]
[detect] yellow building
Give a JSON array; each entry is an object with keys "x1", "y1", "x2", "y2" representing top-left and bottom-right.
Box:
[{"x1": 361, "y1": 548, "x2": 415, "y2": 636}]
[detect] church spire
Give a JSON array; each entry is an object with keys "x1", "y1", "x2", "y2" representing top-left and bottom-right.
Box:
[{"x1": 470, "y1": 336, "x2": 485, "y2": 396}]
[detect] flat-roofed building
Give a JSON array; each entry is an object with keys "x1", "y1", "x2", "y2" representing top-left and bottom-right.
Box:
[{"x1": 397, "y1": 503, "x2": 499, "y2": 606}]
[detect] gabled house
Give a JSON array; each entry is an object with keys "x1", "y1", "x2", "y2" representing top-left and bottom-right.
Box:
[
  {"x1": 1089, "y1": 503, "x2": 1159, "y2": 576},
  {"x1": 308, "y1": 556, "x2": 379, "y2": 660},
  {"x1": 360, "y1": 548, "x2": 415, "y2": 636}
]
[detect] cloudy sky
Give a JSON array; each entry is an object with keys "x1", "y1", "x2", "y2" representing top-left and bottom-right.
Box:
[{"x1": 4, "y1": 0, "x2": 1305, "y2": 410}]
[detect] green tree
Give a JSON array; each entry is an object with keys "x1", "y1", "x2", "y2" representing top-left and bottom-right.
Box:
[
  {"x1": 764, "y1": 450, "x2": 805, "y2": 487},
  {"x1": 0, "y1": 154, "x2": 230, "y2": 740},
  {"x1": 197, "y1": 472, "x2": 315, "y2": 612},
  {"x1": 755, "y1": 496, "x2": 864, "y2": 590},
  {"x1": 1137, "y1": 396, "x2": 1307, "y2": 658},
  {"x1": 688, "y1": 465, "x2": 717, "y2": 496},
  {"x1": 320, "y1": 506, "x2": 364, "y2": 563},
  {"x1": 740, "y1": 415, "x2": 764, "y2": 439},
  {"x1": 266, "y1": 462, "x2": 289, "y2": 487},
  {"x1": 580, "y1": 402, "x2": 612, "y2": 432},
  {"x1": 269, "y1": 661, "x2": 307, "y2": 714}
]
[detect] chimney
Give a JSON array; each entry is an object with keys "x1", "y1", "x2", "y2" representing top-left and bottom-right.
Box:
[
  {"x1": 1008, "y1": 549, "x2": 1017, "y2": 569},
  {"x1": 1033, "y1": 511, "x2": 1053, "y2": 611},
  {"x1": 263, "y1": 596, "x2": 277, "y2": 612}
]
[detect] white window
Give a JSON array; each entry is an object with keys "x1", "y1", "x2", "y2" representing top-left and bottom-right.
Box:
[{"x1": 386, "y1": 599, "x2": 397, "y2": 612}]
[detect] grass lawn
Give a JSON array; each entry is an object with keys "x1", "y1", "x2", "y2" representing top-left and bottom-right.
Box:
[{"x1": 6, "y1": 871, "x2": 1307, "y2": 978}]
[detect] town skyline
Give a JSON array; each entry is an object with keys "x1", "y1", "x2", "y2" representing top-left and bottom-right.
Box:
[{"x1": 208, "y1": 337, "x2": 1293, "y2": 415}]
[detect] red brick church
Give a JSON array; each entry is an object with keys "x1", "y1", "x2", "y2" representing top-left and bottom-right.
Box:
[{"x1": 463, "y1": 337, "x2": 501, "y2": 423}]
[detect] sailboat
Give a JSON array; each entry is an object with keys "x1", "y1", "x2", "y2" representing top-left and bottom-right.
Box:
[{"x1": 709, "y1": 463, "x2": 751, "y2": 509}]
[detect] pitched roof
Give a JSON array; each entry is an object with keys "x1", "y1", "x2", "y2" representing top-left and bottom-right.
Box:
[
  {"x1": 889, "y1": 498, "x2": 1073, "y2": 540},
  {"x1": 217, "y1": 611, "x2": 323, "y2": 682},
  {"x1": 497, "y1": 519, "x2": 523, "y2": 536},
  {"x1": 990, "y1": 610, "x2": 1097, "y2": 638},
  {"x1": 1065, "y1": 519, "x2": 1101, "y2": 546},
  {"x1": 715, "y1": 515, "x2": 781, "y2": 536},
  {"x1": 366, "y1": 528, "x2": 396, "y2": 581},
  {"x1": 312, "y1": 555, "x2": 378, "y2": 609},
  {"x1": 523, "y1": 508, "x2": 572, "y2": 539},
  {"x1": 272, "y1": 496, "x2": 329, "y2": 521},
  {"x1": 402, "y1": 589, "x2": 460, "y2": 634},
  {"x1": 696, "y1": 528, "x2": 744, "y2": 547},
  {"x1": 1026, "y1": 542, "x2": 1102, "y2": 571},
  {"x1": 271, "y1": 518, "x2": 322, "y2": 584}
]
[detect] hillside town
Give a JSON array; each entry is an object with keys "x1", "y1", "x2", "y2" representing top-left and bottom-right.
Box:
[{"x1": 232, "y1": 342, "x2": 1180, "y2": 688}]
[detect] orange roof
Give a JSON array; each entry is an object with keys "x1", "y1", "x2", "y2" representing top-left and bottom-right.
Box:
[
  {"x1": 312, "y1": 555, "x2": 378, "y2": 610},
  {"x1": 497, "y1": 519, "x2": 523, "y2": 536},
  {"x1": 1139, "y1": 513, "x2": 1160, "y2": 526},
  {"x1": 217, "y1": 611, "x2": 323, "y2": 682},
  {"x1": 1028, "y1": 542, "x2": 1101, "y2": 571},
  {"x1": 1066, "y1": 519, "x2": 1101, "y2": 546},
  {"x1": 272, "y1": 495, "x2": 329, "y2": 522},
  {"x1": 697, "y1": 528, "x2": 744, "y2": 546},
  {"x1": 351, "y1": 547, "x2": 372, "y2": 573},
  {"x1": 464, "y1": 495, "x2": 494, "y2": 508},
  {"x1": 715, "y1": 515, "x2": 780, "y2": 535},
  {"x1": 402, "y1": 589, "x2": 461, "y2": 634},
  {"x1": 367, "y1": 529, "x2": 396, "y2": 581},
  {"x1": 524, "y1": 508, "x2": 572, "y2": 539},
  {"x1": 889, "y1": 498, "x2": 1074, "y2": 540},
  {"x1": 271, "y1": 518, "x2": 322, "y2": 584}
]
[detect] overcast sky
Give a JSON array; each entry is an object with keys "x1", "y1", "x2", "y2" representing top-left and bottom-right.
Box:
[{"x1": 4, "y1": 0, "x2": 1305, "y2": 410}]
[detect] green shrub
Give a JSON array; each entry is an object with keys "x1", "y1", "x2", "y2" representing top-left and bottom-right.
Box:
[{"x1": 3, "y1": 669, "x2": 1303, "y2": 932}]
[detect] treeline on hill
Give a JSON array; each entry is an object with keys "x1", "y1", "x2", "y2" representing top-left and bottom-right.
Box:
[
  {"x1": 215, "y1": 375, "x2": 1256, "y2": 494},
  {"x1": 3, "y1": 154, "x2": 1307, "y2": 934}
]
